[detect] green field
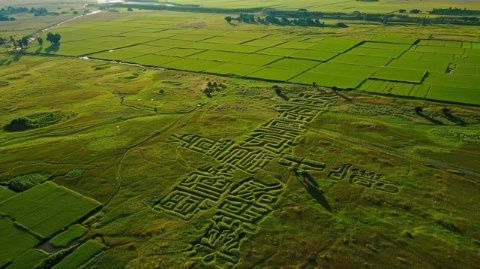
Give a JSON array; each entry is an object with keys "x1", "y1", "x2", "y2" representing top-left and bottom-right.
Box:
[
  {"x1": 23, "y1": 10, "x2": 480, "y2": 105},
  {"x1": 1, "y1": 0, "x2": 480, "y2": 268},
  {"x1": 6, "y1": 249, "x2": 49, "y2": 269},
  {"x1": 52, "y1": 240, "x2": 105, "y2": 269},
  {"x1": 0, "y1": 53, "x2": 478, "y2": 268},
  {"x1": 0, "y1": 217, "x2": 39, "y2": 267},
  {"x1": 0, "y1": 182, "x2": 101, "y2": 238},
  {"x1": 50, "y1": 224, "x2": 88, "y2": 248}
]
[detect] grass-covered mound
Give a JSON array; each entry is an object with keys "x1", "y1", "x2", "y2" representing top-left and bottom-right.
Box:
[
  {"x1": 3, "y1": 111, "x2": 69, "y2": 132},
  {"x1": 2, "y1": 173, "x2": 51, "y2": 192}
]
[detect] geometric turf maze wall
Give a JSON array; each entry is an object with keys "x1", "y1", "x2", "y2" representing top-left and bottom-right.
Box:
[{"x1": 154, "y1": 92, "x2": 399, "y2": 267}]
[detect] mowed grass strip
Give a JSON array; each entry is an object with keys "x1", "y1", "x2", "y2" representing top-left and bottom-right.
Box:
[
  {"x1": 52, "y1": 240, "x2": 104, "y2": 269},
  {"x1": 243, "y1": 38, "x2": 287, "y2": 47},
  {"x1": 290, "y1": 62, "x2": 377, "y2": 88},
  {"x1": 213, "y1": 44, "x2": 263, "y2": 53},
  {"x1": 310, "y1": 62, "x2": 379, "y2": 78},
  {"x1": 371, "y1": 67, "x2": 427, "y2": 83},
  {"x1": 205, "y1": 63, "x2": 263, "y2": 76},
  {"x1": 359, "y1": 79, "x2": 414, "y2": 95},
  {"x1": 290, "y1": 71, "x2": 366, "y2": 89},
  {"x1": 277, "y1": 41, "x2": 315, "y2": 50},
  {"x1": 257, "y1": 47, "x2": 298, "y2": 57},
  {"x1": 205, "y1": 34, "x2": 265, "y2": 44},
  {"x1": 360, "y1": 42, "x2": 411, "y2": 51},
  {"x1": 427, "y1": 85, "x2": 480, "y2": 105},
  {"x1": 158, "y1": 48, "x2": 204, "y2": 57},
  {"x1": 289, "y1": 49, "x2": 338, "y2": 61},
  {"x1": 49, "y1": 224, "x2": 88, "y2": 248},
  {"x1": 307, "y1": 39, "x2": 361, "y2": 52},
  {"x1": 169, "y1": 34, "x2": 215, "y2": 42},
  {"x1": 267, "y1": 58, "x2": 320, "y2": 71},
  {"x1": 0, "y1": 182, "x2": 102, "y2": 239},
  {"x1": 423, "y1": 73, "x2": 480, "y2": 105},
  {"x1": 163, "y1": 58, "x2": 221, "y2": 72},
  {"x1": 347, "y1": 47, "x2": 404, "y2": 58},
  {"x1": 128, "y1": 54, "x2": 179, "y2": 66},
  {"x1": 7, "y1": 249, "x2": 48, "y2": 269},
  {"x1": 0, "y1": 217, "x2": 39, "y2": 267},
  {"x1": 90, "y1": 45, "x2": 170, "y2": 61},
  {"x1": 387, "y1": 52, "x2": 451, "y2": 73},
  {"x1": 190, "y1": 51, "x2": 280, "y2": 66},
  {"x1": 0, "y1": 187, "x2": 15, "y2": 202},
  {"x1": 330, "y1": 53, "x2": 392, "y2": 67},
  {"x1": 246, "y1": 67, "x2": 304, "y2": 81}
]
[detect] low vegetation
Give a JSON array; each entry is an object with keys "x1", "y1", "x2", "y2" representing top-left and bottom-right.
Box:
[
  {"x1": 1, "y1": 0, "x2": 479, "y2": 268},
  {"x1": 4, "y1": 111, "x2": 68, "y2": 132}
]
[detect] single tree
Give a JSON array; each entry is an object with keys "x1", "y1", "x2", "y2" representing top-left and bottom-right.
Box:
[
  {"x1": 46, "y1": 32, "x2": 61, "y2": 45},
  {"x1": 37, "y1": 37, "x2": 43, "y2": 46},
  {"x1": 20, "y1": 36, "x2": 29, "y2": 48},
  {"x1": 225, "y1": 16, "x2": 233, "y2": 24}
]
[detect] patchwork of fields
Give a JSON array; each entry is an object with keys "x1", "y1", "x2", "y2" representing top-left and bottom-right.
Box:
[
  {"x1": 2, "y1": 1, "x2": 480, "y2": 267},
  {"x1": 29, "y1": 11, "x2": 480, "y2": 106},
  {"x1": 0, "y1": 54, "x2": 479, "y2": 268},
  {"x1": 0, "y1": 182, "x2": 103, "y2": 268}
]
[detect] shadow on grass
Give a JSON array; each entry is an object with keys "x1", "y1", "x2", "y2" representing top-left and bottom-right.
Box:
[
  {"x1": 415, "y1": 106, "x2": 444, "y2": 125},
  {"x1": 296, "y1": 170, "x2": 332, "y2": 212},
  {"x1": 442, "y1": 108, "x2": 466, "y2": 126},
  {"x1": 45, "y1": 44, "x2": 60, "y2": 54}
]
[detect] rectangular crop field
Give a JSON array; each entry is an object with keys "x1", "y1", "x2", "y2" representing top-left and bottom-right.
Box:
[
  {"x1": 0, "y1": 187, "x2": 15, "y2": 202},
  {"x1": 49, "y1": 224, "x2": 88, "y2": 248},
  {"x1": 0, "y1": 217, "x2": 39, "y2": 267},
  {"x1": 0, "y1": 182, "x2": 102, "y2": 238},
  {"x1": 6, "y1": 249, "x2": 48, "y2": 269},
  {"x1": 371, "y1": 67, "x2": 427, "y2": 83},
  {"x1": 52, "y1": 240, "x2": 104, "y2": 269}
]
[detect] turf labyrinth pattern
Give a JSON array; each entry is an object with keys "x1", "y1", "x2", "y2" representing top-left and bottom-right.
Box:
[{"x1": 156, "y1": 92, "x2": 400, "y2": 266}]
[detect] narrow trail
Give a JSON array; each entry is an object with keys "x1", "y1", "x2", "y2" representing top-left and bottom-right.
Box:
[{"x1": 103, "y1": 106, "x2": 199, "y2": 207}]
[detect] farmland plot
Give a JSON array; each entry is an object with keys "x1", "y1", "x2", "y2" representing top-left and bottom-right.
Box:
[{"x1": 0, "y1": 182, "x2": 102, "y2": 238}]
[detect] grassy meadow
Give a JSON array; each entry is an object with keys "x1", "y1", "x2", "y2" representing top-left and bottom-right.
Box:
[
  {"x1": 0, "y1": 54, "x2": 479, "y2": 268},
  {"x1": 1, "y1": 0, "x2": 480, "y2": 268}
]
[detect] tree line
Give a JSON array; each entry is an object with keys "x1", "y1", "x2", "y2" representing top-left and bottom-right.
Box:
[
  {"x1": 0, "y1": 6, "x2": 51, "y2": 21},
  {"x1": 2, "y1": 32, "x2": 62, "y2": 52},
  {"x1": 226, "y1": 13, "x2": 328, "y2": 27},
  {"x1": 431, "y1": 7, "x2": 480, "y2": 16},
  {"x1": 263, "y1": 8, "x2": 480, "y2": 26},
  {"x1": 102, "y1": 3, "x2": 480, "y2": 27}
]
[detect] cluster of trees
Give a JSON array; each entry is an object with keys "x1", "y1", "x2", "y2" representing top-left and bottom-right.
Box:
[
  {"x1": 0, "y1": 6, "x2": 29, "y2": 15},
  {"x1": 203, "y1": 81, "x2": 226, "y2": 98},
  {"x1": 6, "y1": 32, "x2": 61, "y2": 52},
  {"x1": 103, "y1": 3, "x2": 480, "y2": 27},
  {"x1": 431, "y1": 7, "x2": 480, "y2": 16},
  {"x1": 0, "y1": 6, "x2": 51, "y2": 20},
  {"x1": 30, "y1": 7, "x2": 49, "y2": 16},
  {"x1": 264, "y1": 8, "x2": 480, "y2": 26},
  {"x1": 0, "y1": 6, "x2": 49, "y2": 17},
  {"x1": 226, "y1": 13, "x2": 327, "y2": 27},
  {"x1": 0, "y1": 15, "x2": 15, "y2": 21},
  {"x1": 46, "y1": 32, "x2": 62, "y2": 45}
]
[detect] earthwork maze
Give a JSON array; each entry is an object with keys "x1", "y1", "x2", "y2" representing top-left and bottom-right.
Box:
[
  {"x1": 193, "y1": 178, "x2": 283, "y2": 265},
  {"x1": 155, "y1": 92, "x2": 400, "y2": 266},
  {"x1": 328, "y1": 164, "x2": 400, "y2": 194}
]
